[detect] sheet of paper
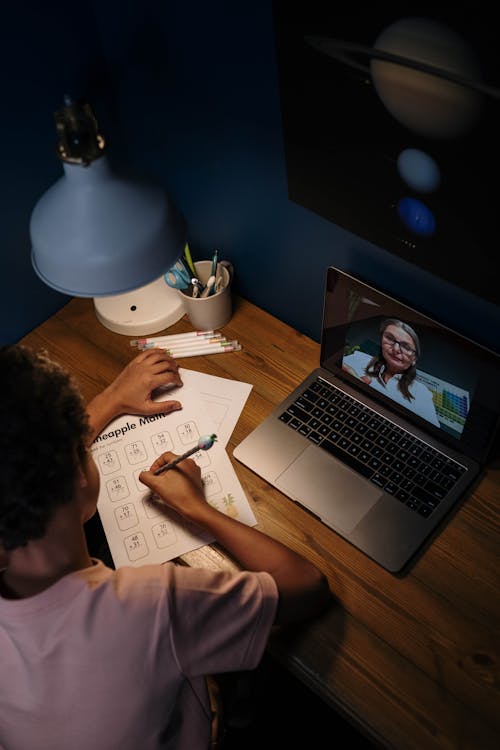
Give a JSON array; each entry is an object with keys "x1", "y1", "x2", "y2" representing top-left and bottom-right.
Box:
[
  {"x1": 91, "y1": 378, "x2": 255, "y2": 568},
  {"x1": 179, "y1": 368, "x2": 252, "y2": 447}
]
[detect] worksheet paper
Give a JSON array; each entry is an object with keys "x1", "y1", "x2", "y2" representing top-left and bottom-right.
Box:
[
  {"x1": 91, "y1": 370, "x2": 254, "y2": 568},
  {"x1": 180, "y1": 368, "x2": 252, "y2": 448}
]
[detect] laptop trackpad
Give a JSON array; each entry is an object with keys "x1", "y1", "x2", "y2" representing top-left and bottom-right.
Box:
[{"x1": 276, "y1": 445, "x2": 382, "y2": 534}]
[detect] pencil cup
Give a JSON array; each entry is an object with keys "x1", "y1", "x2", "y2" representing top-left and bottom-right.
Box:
[{"x1": 179, "y1": 260, "x2": 233, "y2": 331}]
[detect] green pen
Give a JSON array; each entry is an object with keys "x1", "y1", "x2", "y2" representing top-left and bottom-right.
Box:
[{"x1": 183, "y1": 242, "x2": 197, "y2": 277}]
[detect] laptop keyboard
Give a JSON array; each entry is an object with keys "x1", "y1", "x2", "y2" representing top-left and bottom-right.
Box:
[{"x1": 278, "y1": 377, "x2": 466, "y2": 519}]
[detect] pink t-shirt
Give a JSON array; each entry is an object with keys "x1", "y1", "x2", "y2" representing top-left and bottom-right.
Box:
[{"x1": 0, "y1": 559, "x2": 278, "y2": 749}]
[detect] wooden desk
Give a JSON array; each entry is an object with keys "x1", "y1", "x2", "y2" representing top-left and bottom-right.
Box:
[{"x1": 20, "y1": 296, "x2": 500, "y2": 750}]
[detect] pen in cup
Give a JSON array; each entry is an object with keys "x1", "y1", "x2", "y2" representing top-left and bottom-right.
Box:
[
  {"x1": 210, "y1": 249, "x2": 219, "y2": 277},
  {"x1": 179, "y1": 258, "x2": 233, "y2": 330},
  {"x1": 191, "y1": 278, "x2": 203, "y2": 298},
  {"x1": 183, "y1": 242, "x2": 198, "y2": 278},
  {"x1": 200, "y1": 276, "x2": 216, "y2": 298}
]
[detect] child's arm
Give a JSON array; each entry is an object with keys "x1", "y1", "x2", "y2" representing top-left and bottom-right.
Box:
[
  {"x1": 140, "y1": 454, "x2": 332, "y2": 626},
  {"x1": 86, "y1": 349, "x2": 183, "y2": 443}
]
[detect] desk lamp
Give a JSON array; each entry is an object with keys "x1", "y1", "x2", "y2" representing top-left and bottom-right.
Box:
[{"x1": 30, "y1": 97, "x2": 186, "y2": 335}]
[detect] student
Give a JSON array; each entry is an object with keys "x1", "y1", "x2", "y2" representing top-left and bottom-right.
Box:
[
  {"x1": 0, "y1": 344, "x2": 331, "y2": 750},
  {"x1": 342, "y1": 317, "x2": 440, "y2": 427}
]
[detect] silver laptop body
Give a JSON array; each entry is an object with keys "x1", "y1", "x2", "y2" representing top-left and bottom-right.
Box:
[{"x1": 234, "y1": 267, "x2": 500, "y2": 573}]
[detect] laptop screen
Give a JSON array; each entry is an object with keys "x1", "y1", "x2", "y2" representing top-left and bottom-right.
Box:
[{"x1": 320, "y1": 267, "x2": 500, "y2": 463}]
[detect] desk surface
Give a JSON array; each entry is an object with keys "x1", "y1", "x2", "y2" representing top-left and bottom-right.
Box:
[{"x1": 20, "y1": 296, "x2": 500, "y2": 750}]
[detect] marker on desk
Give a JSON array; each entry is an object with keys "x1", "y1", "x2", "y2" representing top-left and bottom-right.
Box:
[
  {"x1": 138, "y1": 336, "x2": 224, "y2": 352},
  {"x1": 130, "y1": 331, "x2": 217, "y2": 347},
  {"x1": 163, "y1": 340, "x2": 240, "y2": 357},
  {"x1": 161, "y1": 336, "x2": 227, "y2": 352},
  {"x1": 154, "y1": 434, "x2": 217, "y2": 475}
]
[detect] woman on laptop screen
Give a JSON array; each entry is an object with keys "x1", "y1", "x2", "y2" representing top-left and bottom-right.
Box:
[{"x1": 342, "y1": 318, "x2": 440, "y2": 427}]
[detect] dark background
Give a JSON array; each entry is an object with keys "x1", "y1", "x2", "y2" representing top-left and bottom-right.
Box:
[
  {"x1": 273, "y1": 2, "x2": 499, "y2": 306},
  {"x1": 2, "y1": 0, "x2": 499, "y2": 355}
]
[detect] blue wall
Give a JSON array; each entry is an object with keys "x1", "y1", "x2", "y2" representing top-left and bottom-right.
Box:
[{"x1": 2, "y1": 1, "x2": 499, "y2": 352}]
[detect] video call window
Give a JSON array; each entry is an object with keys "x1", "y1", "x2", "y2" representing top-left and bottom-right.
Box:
[{"x1": 341, "y1": 315, "x2": 473, "y2": 439}]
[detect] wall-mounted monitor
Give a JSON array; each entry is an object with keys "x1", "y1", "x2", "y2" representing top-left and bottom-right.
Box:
[{"x1": 273, "y1": 3, "x2": 500, "y2": 307}]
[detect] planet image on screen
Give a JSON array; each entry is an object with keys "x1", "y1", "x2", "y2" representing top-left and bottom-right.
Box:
[
  {"x1": 305, "y1": 16, "x2": 497, "y2": 139},
  {"x1": 370, "y1": 17, "x2": 485, "y2": 138},
  {"x1": 304, "y1": 17, "x2": 500, "y2": 240}
]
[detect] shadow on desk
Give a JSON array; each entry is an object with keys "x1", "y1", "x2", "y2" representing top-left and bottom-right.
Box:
[{"x1": 220, "y1": 652, "x2": 379, "y2": 749}]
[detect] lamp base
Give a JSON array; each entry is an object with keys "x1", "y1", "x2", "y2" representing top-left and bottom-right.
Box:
[{"x1": 93, "y1": 276, "x2": 185, "y2": 336}]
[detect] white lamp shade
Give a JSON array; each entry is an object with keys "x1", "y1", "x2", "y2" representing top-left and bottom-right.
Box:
[{"x1": 30, "y1": 155, "x2": 186, "y2": 297}]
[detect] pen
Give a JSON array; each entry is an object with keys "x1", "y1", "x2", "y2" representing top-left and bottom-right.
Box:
[
  {"x1": 154, "y1": 434, "x2": 217, "y2": 475},
  {"x1": 210, "y1": 250, "x2": 219, "y2": 295},
  {"x1": 183, "y1": 242, "x2": 197, "y2": 278},
  {"x1": 200, "y1": 276, "x2": 216, "y2": 298},
  {"x1": 210, "y1": 248, "x2": 219, "y2": 278}
]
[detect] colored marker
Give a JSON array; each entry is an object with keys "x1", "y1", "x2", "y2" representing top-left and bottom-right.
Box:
[
  {"x1": 164, "y1": 341, "x2": 241, "y2": 358},
  {"x1": 138, "y1": 337, "x2": 224, "y2": 353},
  {"x1": 130, "y1": 330, "x2": 218, "y2": 347}
]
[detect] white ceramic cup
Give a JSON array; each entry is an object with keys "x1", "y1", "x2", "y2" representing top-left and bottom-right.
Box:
[{"x1": 179, "y1": 260, "x2": 233, "y2": 330}]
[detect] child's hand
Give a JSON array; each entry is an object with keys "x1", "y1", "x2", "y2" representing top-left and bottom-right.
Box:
[
  {"x1": 104, "y1": 348, "x2": 183, "y2": 416},
  {"x1": 86, "y1": 349, "x2": 183, "y2": 441},
  {"x1": 139, "y1": 452, "x2": 208, "y2": 522}
]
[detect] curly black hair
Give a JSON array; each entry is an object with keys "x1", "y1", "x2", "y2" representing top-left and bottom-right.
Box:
[{"x1": 0, "y1": 345, "x2": 90, "y2": 551}]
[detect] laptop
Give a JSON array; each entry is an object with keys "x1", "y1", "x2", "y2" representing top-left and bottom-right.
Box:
[{"x1": 233, "y1": 267, "x2": 500, "y2": 573}]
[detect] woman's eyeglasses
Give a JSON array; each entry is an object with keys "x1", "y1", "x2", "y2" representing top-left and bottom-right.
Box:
[{"x1": 382, "y1": 332, "x2": 416, "y2": 356}]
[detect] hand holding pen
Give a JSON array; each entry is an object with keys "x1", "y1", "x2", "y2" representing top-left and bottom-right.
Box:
[
  {"x1": 153, "y1": 434, "x2": 217, "y2": 475},
  {"x1": 139, "y1": 436, "x2": 217, "y2": 514},
  {"x1": 139, "y1": 445, "x2": 212, "y2": 516}
]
